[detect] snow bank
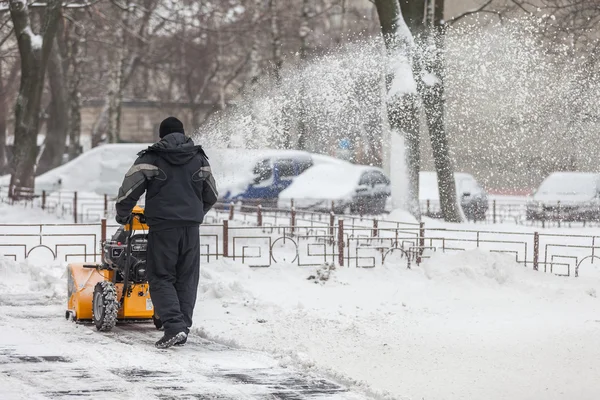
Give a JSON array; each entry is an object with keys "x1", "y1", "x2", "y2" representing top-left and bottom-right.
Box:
[
  {"x1": 195, "y1": 250, "x2": 600, "y2": 400},
  {"x1": 0, "y1": 256, "x2": 64, "y2": 303},
  {"x1": 0, "y1": 144, "x2": 149, "y2": 195},
  {"x1": 423, "y1": 250, "x2": 519, "y2": 285},
  {"x1": 0, "y1": 201, "x2": 67, "y2": 224}
]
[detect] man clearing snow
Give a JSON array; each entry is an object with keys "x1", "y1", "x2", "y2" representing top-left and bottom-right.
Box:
[{"x1": 115, "y1": 117, "x2": 218, "y2": 348}]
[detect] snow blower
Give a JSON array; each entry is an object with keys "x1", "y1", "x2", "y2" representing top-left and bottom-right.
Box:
[{"x1": 66, "y1": 206, "x2": 160, "y2": 331}]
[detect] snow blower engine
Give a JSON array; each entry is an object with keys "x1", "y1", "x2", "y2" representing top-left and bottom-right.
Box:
[{"x1": 66, "y1": 206, "x2": 159, "y2": 331}]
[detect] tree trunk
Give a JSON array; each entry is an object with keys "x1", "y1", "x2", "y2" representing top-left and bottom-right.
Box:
[
  {"x1": 0, "y1": 61, "x2": 7, "y2": 175},
  {"x1": 374, "y1": 0, "x2": 421, "y2": 219},
  {"x1": 296, "y1": 0, "x2": 311, "y2": 150},
  {"x1": 268, "y1": 0, "x2": 283, "y2": 83},
  {"x1": 268, "y1": 0, "x2": 291, "y2": 149},
  {"x1": 37, "y1": 37, "x2": 69, "y2": 175},
  {"x1": 8, "y1": 0, "x2": 62, "y2": 196},
  {"x1": 248, "y1": 0, "x2": 262, "y2": 86},
  {"x1": 67, "y1": 30, "x2": 83, "y2": 160},
  {"x1": 421, "y1": 0, "x2": 462, "y2": 222}
]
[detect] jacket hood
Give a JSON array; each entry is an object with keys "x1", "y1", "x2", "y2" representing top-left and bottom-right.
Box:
[{"x1": 143, "y1": 132, "x2": 205, "y2": 165}]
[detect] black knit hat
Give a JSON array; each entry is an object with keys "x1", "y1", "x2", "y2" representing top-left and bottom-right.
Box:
[{"x1": 159, "y1": 116, "x2": 185, "y2": 138}]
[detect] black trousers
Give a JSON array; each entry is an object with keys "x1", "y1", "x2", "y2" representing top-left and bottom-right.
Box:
[{"x1": 147, "y1": 225, "x2": 200, "y2": 335}]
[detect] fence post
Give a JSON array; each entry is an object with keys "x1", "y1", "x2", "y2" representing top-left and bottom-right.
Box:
[
  {"x1": 41, "y1": 190, "x2": 46, "y2": 210},
  {"x1": 101, "y1": 218, "x2": 107, "y2": 244},
  {"x1": 329, "y1": 212, "x2": 335, "y2": 242},
  {"x1": 533, "y1": 231, "x2": 539, "y2": 271},
  {"x1": 223, "y1": 220, "x2": 229, "y2": 257},
  {"x1": 338, "y1": 219, "x2": 344, "y2": 267},
  {"x1": 493, "y1": 200, "x2": 497, "y2": 224},
  {"x1": 372, "y1": 219, "x2": 378, "y2": 237},
  {"x1": 228, "y1": 202, "x2": 234, "y2": 220},
  {"x1": 418, "y1": 222, "x2": 425, "y2": 264},
  {"x1": 291, "y1": 206, "x2": 296, "y2": 235},
  {"x1": 104, "y1": 194, "x2": 108, "y2": 217},
  {"x1": 257, "y1": 204, "x2": 263, "y2": 227},
  {"x1": 73, "y1": 191, "x2": 78, "y2": 224}
]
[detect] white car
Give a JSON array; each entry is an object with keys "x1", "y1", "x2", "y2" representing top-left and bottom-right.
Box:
[
  {"x1": 526, "y1": 172, "x2": 600, "y2": 221},
  {"x1": 420, "y1": 171, "x2": 488, "y2": 221},
  {"x1": 278, "y1": 163, "x2": 391, "y2": 214}
]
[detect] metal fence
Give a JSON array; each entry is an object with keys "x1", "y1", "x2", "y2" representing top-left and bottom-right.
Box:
[
  {"x1": 2, "y1": 202, "x2": 600, "y2": 278},
  {"x1": 3, "y1": 185, "x2": 600, "y2": 229}
]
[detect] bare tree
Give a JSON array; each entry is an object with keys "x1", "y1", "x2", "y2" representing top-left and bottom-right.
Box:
[
  {"x1": 8, "y1": 0, "x2": 62, "y2": 196},
  {"x1": 37, "y1": 35, "x2": 68, "y2": 175},
  {"x1": 0, "y1": 59, "x2": 18, "y2": 174},
  {"x1": 66, "y1": 12, "x2": 86, "y2": 160},
  {"x1": 373, "y1": 0, "x2": 421, "y2": 218},
  {"x1": 420, "y1": 0, "x2": 462, "y2": 222},
  {"x1": 91, "y1": 0, "x2": 162, "y2": 146}
]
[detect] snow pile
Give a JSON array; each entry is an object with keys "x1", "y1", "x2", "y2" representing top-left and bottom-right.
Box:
[
  {"x1": 0, "y1": 144, "x2": 149, "y2": 195},
  {"x1": 0, "y1": 256, "x2": 64, "y2": 303},
  {"x1": 423, "y1": 250, "x2": 517, "y2": 285},
  {"x1": 195, "y1": 250, "x2": 600, "y2": 400}
]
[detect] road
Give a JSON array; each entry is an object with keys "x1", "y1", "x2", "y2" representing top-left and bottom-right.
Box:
[{"x1": 0, "y1": 293, "x2": 369, "y2": 400}]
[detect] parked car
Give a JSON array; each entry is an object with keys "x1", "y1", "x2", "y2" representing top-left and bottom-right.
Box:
[
  {"x1": 219, "y1": 151, "x2": 314, "y2": 207},
  {"x1": 420, "y1": 171, "x2": 488, "y2": 221},
  {"x1": 526, "y1": 172, "x2": 600, "y2": 221},
  {"x1": 278, "y1": 163, "x2": 391, "y2": 214}
]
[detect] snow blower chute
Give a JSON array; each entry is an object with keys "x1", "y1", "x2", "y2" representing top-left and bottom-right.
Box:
[{"x1": 66, "y1": 206, "x2": 159, "y2": 331}]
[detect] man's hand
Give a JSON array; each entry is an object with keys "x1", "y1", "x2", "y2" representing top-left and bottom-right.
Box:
[{"x1": 116, "y1": 214, "x2": 133, "y2": 225}]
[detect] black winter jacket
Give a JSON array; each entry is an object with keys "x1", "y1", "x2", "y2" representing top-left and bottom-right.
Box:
[{"x1": 115, "y1": 133, "x2": 218, "y2": 230}]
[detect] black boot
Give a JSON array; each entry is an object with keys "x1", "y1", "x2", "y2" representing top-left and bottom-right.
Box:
[
  {"x1": 174, "y1": 327, "x2": 190, "y2": 346},
  {"x1": 155, "y1": 331, "x2": 187, "y2": 349}
]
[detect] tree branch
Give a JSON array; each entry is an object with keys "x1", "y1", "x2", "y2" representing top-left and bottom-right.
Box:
[{"x1": 448, "y1": 0, "x2": 496, "y2": 24}]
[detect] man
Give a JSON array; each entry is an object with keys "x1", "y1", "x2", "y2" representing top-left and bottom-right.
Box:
[{"x1": 115, "y1": 116, "x2": 218, "y2": 348}]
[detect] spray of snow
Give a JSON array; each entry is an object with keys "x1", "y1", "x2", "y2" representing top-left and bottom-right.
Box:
[{"x1": 390, "y1": 129, "x2": 408, "y2": 210}]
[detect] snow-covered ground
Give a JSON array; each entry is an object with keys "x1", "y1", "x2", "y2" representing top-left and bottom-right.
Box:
[
  {"x1": 197, "y1": 252, "x2": 600, "y2": 400},
  {"x1": 1, "y1": 201, "x2": 600, "y2": 400}
]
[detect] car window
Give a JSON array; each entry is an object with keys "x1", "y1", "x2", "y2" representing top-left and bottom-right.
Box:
[
  {"x1": 297, "y1": 159, "x2": 314, "y2": 174},
  {"x1": 371, "y1": 172, "x2": 389, "y2": 185},
  {"x1": 359, "y1": 172, "x2": 373, "y2": 186},
  {"x1": 253, "y1": 159, "x2": 273, "y2": 184},
  {"x1": 276, "y1": 159, "x2": 296, "y2": 179}
]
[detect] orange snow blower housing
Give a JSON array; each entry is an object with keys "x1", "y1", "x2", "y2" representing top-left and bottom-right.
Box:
[{"x1": 66, "y1": 206, "x2": 157, "y2": 331}]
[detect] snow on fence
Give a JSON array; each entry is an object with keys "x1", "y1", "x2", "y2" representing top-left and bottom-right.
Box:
[
  {"x1": 1, "y1": 203, "x2": 600, "y2": 278},
  {"x1": 2, "y1": 186, "x2": 598, "y2": 228}
]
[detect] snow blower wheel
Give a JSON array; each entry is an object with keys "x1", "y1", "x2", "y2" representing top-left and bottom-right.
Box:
[{"x1": 92, "y1": 281, "x2": 119, "y2": 331}]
